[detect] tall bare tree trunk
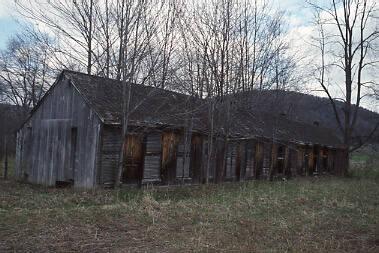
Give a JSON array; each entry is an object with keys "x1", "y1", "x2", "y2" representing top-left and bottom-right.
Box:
[
  {"x1": 115, "y1": 2, "x2": 142, "y2": 187},
  {"x1": 206, "y1": 100, "x2": 215, "y2": 184},
  {"x1": 309, "y1": 0, "x2": 379, "y2": 175},
  {"x1": 87, "y1": 0, "x2": 94, "y2": 74}
]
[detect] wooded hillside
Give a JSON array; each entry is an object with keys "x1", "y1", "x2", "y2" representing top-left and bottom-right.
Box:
[{"x1": 236, "y1": 90, "x2": 379, "y2": 143}]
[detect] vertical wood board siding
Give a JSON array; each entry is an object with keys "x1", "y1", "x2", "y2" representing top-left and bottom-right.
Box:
[
  {"x1": 143, "y1": 133, "x2": 162, "y2": 182},
  {"x1": 15, "y1": 78, "x2": 101, "y2": 188}
]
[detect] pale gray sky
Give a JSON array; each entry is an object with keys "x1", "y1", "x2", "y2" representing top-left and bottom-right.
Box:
[{"x1": 0, "y1": 0, "x2": 313, "y2": 49}]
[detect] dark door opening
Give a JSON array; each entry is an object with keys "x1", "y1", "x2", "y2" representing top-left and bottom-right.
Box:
[
  {"x1": 161, "y1": 132, "x2": 178, "y2": 184},
  {"x1": 123, "y1": 135, "x2": 144, "y2": 184}
]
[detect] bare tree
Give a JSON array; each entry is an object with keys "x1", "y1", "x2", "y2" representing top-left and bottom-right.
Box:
[
  {"x1": 309, "y1": 0, "x2": 379, "y2": 174},
  {"x1": 0, "y1": 30, "x2": 55, "y2": 115},
  {"x1": 15, "y1": 0, "x2": 103, "y2": 75},
  {"x1": 115, "y1": 0, "x2": 181, "y2": 187},
  {"x1": 166, "y1": 0, "x2": 295, "y2": 183},
  {"x1": 10, "y1": 0, "x2": 298, "y2": 184}
]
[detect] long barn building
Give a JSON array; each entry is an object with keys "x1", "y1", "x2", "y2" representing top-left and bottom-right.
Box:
[{"x1": 15, "y1": 70, "x2": 348, "y2": 188}]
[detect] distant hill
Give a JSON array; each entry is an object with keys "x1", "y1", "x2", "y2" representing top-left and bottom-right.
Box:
[{"x1": 234, "y1": 90, "x2": 379, "y2": 143}]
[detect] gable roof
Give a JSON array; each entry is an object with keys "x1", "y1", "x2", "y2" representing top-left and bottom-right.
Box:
[
  {"x1": 228, "y1": 109, "x2": 341, "y2": 146},
  {"x1": 64, "y1": 70, "x2": 208, "y2": 130},
  {"x1": 60, "y1": 70, "x2": 341, "y2": 147}
]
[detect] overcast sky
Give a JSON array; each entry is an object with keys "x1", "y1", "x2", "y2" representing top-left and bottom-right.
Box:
[
  {"x1": 0, "y1": 0, "x2": 315, "y2": 49},
  {"x1": 0, "y1": 0, "x2": 22, "y2": 49}
]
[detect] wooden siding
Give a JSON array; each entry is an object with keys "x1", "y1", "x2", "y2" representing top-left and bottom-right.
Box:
[
  {"x1": 143, "y1": 133, "x2": 162, "y2": 182},
  {"x1": 14, "y1": 76, "x2": 347, "y2": 189},
  {"x1": 283, "y1": 146, "x2": 290, "y2": 177},
  {"x1": 319, "y1": 148, "x2": 328, "y2": 174},
  {"x1": 15, "y1": 80, "x2": 346, "y2": 188},
  {"x1": 262, "y1": 143, "x2": 271, "y2": 178},
  {"x1": 306, "y1": 147, "x2": 314, "y2": 176},
  {"x1": 213, "y1": 139, "x2": 224, "y2": 183},
  {"x1": 200, "y1": 139, "x2": 216, "y2": 182},
  {"x1": 176, "y1": 136, "x2": 191, "y2": 180},
  {"x1": 236, "y1": 142, "x2": 244, "y2": 181},
  {"x1": 269, "y1": 143, "x2": 278, "y2": 180},
  {"x1": 123, "y1": 134, "x2": 144, "y2": 183},
  {"x1": 99, "y1": 126, "x2": 121, "y2": 184},
  {"x1": 289, "y1": 147, "x2": 298, "y2": 176},
  {"x1": 245, "y1": 141, "x2": 255, "y2": 179},
  {"x1": 254, "y1": 141, "x2": 264, "y2": 179},
  {"x1": 328, "y1": 149, "x2": 336, "y2": 173},
  {"x1": 15, "y1": 78, "x2": 101, "y2": 188},
  {"x1": 297, "y1": 146, "x2": 305, "y2": 175},
  {"x1": 190, "y1": 134, "x2": 203, "y2": 183},
  {"x1": 225, "y1": 142, "x2": 237, "y2": 180},
  {"x1": 161, "y1": 131, "x2": 179, "y2": 183}
]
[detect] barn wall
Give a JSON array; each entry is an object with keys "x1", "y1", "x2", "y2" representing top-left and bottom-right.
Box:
[
  {"x1": 14, "y1": 78, "x2": 346, "y2": 189},
  {"x1": 99, "y1": 127, "x2": 196, "y2": 186},
  {"x1": 245, "y1": 140, "x2": 256, "y2": 179},
  {"x1": 161, "y1": 131, "x2": 179, "y2": 183},
  {"x1": 208, "y1": 138, "x2": 346, "y2": 182},
  {"x1": 225, "y1": 142, "x2": 238, "y2": 181},
  {"x1": 200, "y1": 138, "x2": 217, "y2": 182},
  {"x1": 289, "y1": 146, "x2": 298, "y2": 176},
  {"x1": 318, "y1": 148, "x2": 325, "y2": 174},
  {"x1": 328, "y1": 149, "x2": 336, "y2": 173},
  {"x1": 123, "y1": 134, "x2": 144, "y2": 183},
  {"x1": 99, "y1": 126, "x2": 122, "y2": 185},
  {"x1": 268, "y1": 143, "x2": 278, "y2": 180},
  {"x1": 176, "y1": 133, "x2": 191, "y2": 180},
  {"x1": 99, "y1": 127, "x2": 165, "y2": 185},
  {"x1": 237, "y1": 142, "x2": 246, "y2": 181},
  {"x1": 95, "y1": 123, "x2": 346, "y2": 187},
  {"x1": 15, "y1": 77, "x2": 102, "y2": 188},
  {"x1": 143, "y1": 133, "x2": 162, "y2": 182},
  {"x1": 190, "y1": 134, "x2": 203, "y2": 183},
  {"x1": 296, "y1": 146, "x2": 304, "y2": 175},
  {"x1": 283, "y1": 146, "x2": 291, "y2": 177},
  {"x1": 254, "y1": 141, "x2": 264, "y2": 179},
  {"x1": 262, "y1": 142, "x2": 271, "y2": 179},
  {"x1": 306, "y1": 146, "x2": 314, "y2": 176}
]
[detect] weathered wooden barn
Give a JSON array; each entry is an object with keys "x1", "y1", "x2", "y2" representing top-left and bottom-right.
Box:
[{"x1": 15, "y1": 70, "x2": 348, "y2": 188}]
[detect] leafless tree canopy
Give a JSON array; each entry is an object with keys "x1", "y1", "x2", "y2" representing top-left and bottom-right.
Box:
[
  {"x1": 9, "y1": 0, "x2": 296, "y2": 93},
  {"x1": 0, "y1": 29, "x2": 55, "y2": 114},
  {"x1": 0, "y1": 0, "x2": 300, "y2": 184},
  {"x1": 308, "y1": 0, "x2": 379, "y2": 153}
]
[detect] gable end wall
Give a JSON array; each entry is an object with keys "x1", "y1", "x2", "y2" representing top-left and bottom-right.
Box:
[{"x1": 15, "y1": 77, "x2": 102, "y2": 188}]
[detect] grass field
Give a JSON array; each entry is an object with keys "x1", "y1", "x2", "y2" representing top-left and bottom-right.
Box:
[
  {"x1": 0, "y1": 153, "x2": 378, "y2": 252},
  {"x1": 0, "y1": 177, "x2": 378, "y2": 252}
]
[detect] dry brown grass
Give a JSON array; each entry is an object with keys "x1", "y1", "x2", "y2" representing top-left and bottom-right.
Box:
[{"x1": 0, "y1": 175, "x2": 378, "y2": 252}]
